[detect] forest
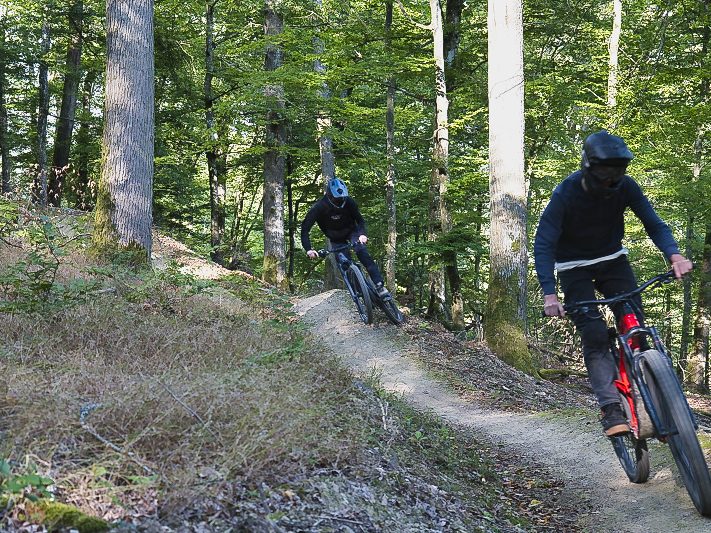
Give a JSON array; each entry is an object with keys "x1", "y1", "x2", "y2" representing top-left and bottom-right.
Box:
[{"x1": 1, "y1": 0, "x2": 710, "y2": 388}]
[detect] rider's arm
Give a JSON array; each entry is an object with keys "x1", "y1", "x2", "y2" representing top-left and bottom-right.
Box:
[
  {"x1": 347, "y1": 198, "x2": 367, "y2": 239},
  {"x1": 300, "y1": 202, "x2": 323, "y2": 252},
  {"x1": 627, "y1": 179, "x2": 680, "y2": 260},
  {"x1": 533, "y1": 192, "x2": 564, "y2": 296}
]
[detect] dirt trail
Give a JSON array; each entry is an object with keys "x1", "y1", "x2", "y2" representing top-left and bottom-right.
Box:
[{"x1": 294, "y1": 289, "x2": 711, "y2": 533}]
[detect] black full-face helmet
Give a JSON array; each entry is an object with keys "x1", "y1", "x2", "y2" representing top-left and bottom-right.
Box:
[
  {"x1": 326, "y1": 176, "x2": 348, "y2": 207},
  {"x1": 581, "y1": 130, "x2": 634, "y2": 198}
]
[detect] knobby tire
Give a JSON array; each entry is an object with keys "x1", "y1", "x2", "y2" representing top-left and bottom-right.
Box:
[
  {"x1": 610, "y1": 378, "x2": 650, "y2": 483},
  {"x1": 346, "y1": 264, "x2": 373, "y2": 325},
  {"x1": 640, "y1": 349, "x2": 711, "y2": 516}
]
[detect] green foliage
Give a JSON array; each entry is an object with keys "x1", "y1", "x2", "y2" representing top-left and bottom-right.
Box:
[
  {"x1": 0, "y1": 459, "x2": 54, "y2": 503},
  {"x1": 0, "y1": 203, "x2": 101, "y2": 312}
]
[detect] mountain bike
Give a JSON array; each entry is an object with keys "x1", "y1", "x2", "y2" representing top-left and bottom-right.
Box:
[
  {"x1": 565, "y1": 271, "x2": 711, "y2": 516},
  {"x1": 317, "y1": 243, "x2": 404, "y2": 325}
]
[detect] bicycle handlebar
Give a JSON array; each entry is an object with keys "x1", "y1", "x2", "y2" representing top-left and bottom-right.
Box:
[
  {"x1": 316, "y1": 242, "x2": 354, "y2": 257},
  {"x1": 564, "y1": 270, "x2": 676, "y2": 313}
]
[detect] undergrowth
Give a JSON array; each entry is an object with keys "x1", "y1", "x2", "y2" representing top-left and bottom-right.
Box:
[{"x1": 0, "y1": 207, "x2": 578, "y2": 531}]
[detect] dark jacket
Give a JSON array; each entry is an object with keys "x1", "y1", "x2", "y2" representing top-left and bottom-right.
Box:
[
  {"x1": 300, "y1": 196, "x2": 367, "y2": 251},
  {"x1": 534, "y1": 171, "x2": 680, "y2": 295}
]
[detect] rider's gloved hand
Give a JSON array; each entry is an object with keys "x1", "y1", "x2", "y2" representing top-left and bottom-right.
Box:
[
  {"x1": 307, "y1": 250, "x2": 319, "y2": 259},
  {"x1": 358, "y1": 235, "x2": 368, "y2": 244},
  {"x1": 543, "y1": 294, "x2": 566, "y2": 317},
  {"x1": 670, "y1": 254, "x2": 693, "y2": 279}
]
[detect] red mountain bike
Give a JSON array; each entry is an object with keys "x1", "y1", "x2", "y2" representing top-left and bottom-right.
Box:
[{"x1": 566, "y1": 271, "x2": 711, "y2": 516}]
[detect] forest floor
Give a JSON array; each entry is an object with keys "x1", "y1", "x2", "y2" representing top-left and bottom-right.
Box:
[
  {"x1": 3, "y1": 215, "x2": 711, "y2": 532},
  {"x1": 294, "y1": 289, "x2": 711, "y2": 533}
]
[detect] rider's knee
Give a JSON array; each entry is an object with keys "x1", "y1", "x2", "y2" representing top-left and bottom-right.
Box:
[{"x1": 579, "y1": 320, "x2": 609, "y2": 350}]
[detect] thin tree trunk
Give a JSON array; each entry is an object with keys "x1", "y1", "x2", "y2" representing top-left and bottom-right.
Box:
[
  {"x1": 314, "y1": 0, "x2": 339, "y2": 289},
  {"x1": 689, "y1": 224, "x2": 711, "y2": 391},
  {"x1": 485, "y1": 0, "x2": 535, "y2": 374},
  {"x1": 75, "y1": 70, "x2": 96, "y2": 209},
  {"x1": 49, "y1": 0, "x2": 83, "y2": 207},
  {"x1": 0, "y1": 35, "x2": 11, "y2": 194},
  {"x1": 686, "y1": 1, "x2": 710, "y2": 389},
  {"x1": 262, "y1": 0, "x2": 287, "y2": 287},
  {"x1": 32, "y1": 19, "x2": 51, "y2": 206},
  {"x1": 94, "y1": 0, "x2": 154, "y2": 260},
  {"x1": 607, "y1": 0, "x2": 622, "y2": 109},
  {"x1": 205, "y1": 1, "x2": 227, "y2": 266},
  {"x1": 679, "y1": 211, "x2": 695, "y2": 375},
  {"x1": 0, "y1": 14, "x2": 9, "y2": 194},
  {"x1": 385, "y1": 0, "x2": 397, "y2": 292}
]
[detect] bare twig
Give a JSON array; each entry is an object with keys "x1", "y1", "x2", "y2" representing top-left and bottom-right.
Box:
[
  {"x1": 154, "y1": 379, "x2": 218, "y2": 438},
  {"x1": 79, "y1": 403, "x2": 155, "y2": 475}
]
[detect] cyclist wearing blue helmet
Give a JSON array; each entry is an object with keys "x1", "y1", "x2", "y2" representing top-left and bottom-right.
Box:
[
  {"x1": 534, "y1": 130, "x2": 692, "y2": 436},
  {"x1": 301, "y1": 177, "x2": 389, "y2": 297}
]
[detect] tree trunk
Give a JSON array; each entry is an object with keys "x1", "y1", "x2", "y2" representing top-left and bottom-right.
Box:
[
  {"x1": 384, "y1": 0, "x2": 397, "y2": 293},
  {"x1": 204, "y1": 1, "x2": 227, "y2": 266},
  {"x1": 607, "y1": 0, "x2": 622, "y2": 109},
  {"x1": 32, "y1": 19, "x2": 51, "y2": 206},
  {"x1": 0, "y1": 11, "x2": 9, "y2": 194},
  {"x1": 262, "y1": 0, "x2": 287, "y2": 287},
  {"x1": 49, "y1": 0, "x2": 83, "y2": 207},
  {"x1": 679, "y1": 211, "x2": 695, "y2": 375},
  {"x1": 485, "y1": 0, "x2": 535, "y2": 374},
  {"x1": 75, "y1": 70, "x2": 96, "y2": 209},
  {"x1": 313, "y1": 0, "x2": 339, "y2": 289},
  {"x1": 94, "y1": 0, "x2": 154, "y2": 261},
  {"x1": 689, "y1": 223, "x2": 711, "y2": 391}
]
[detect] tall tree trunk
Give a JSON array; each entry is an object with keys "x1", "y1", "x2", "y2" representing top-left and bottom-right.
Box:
[
  {"x1": 262, "y1": 0, "x2": 287, "y2": 287},
  {"x1": 32, "y1": 19, "x2": 51, "y2": 206},
  {"x1": 686, "y1": 1, "x2": 710, "y2": 388},
  {"x1": 94, "y1": 0, "x2": 154, "y2": 260},
  {"x1": 679, "y1": 210, "x2": 695, "y2": 375},
  {"x1": 75, "y1": 71, "x2": 96, "y2": 209},
  {"x1": 0, "y1": 9, "x2": 9, "y2": 194},
  {"x1": 313, "y1": 0, "x2": 339, "y2": 289},
  {"x1": 607, "y1": 0, "x2": 622, "y2": 109},
  {"x1": 425, "y1": 0, "x2": 447, "y2": 322},
  {"x1": 485, "y1": 0, "x2": 535, "y2": 374},
  {"x1": 204, "y1": 1, "x2": 227, "y2": 266},
  {"x1": 443, "y1": 0, "x2": 464, "y2": 329},
  {"x1": 384, "y1": 0, "x2": 397, "y2": 293},
  {"x1": 49, "y1": 0, "x2": 83, "y2": 207},
  {"x1": 689, "y1": 224, "x2": 711, "y2": 391}
]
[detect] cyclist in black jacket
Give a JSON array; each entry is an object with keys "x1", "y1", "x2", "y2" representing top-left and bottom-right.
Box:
[
  {"x1": 534, "y1": 130, "x2": 692, "y2": 436},
  {"x1": 301, "y1": 177, "x2": 389, "y2": 297}
]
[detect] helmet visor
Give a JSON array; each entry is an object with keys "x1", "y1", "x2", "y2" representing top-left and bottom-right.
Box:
[{"x1": 589, "y1": 164, "x2": 626, "y2": 190}]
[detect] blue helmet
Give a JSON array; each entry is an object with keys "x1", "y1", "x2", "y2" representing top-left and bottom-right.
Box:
[{"x1": 326, "y1": 177, "x2": 348, "y2": 206}]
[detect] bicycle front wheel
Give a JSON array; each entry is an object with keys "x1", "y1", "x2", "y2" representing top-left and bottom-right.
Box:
[
  {"x1": 612, "y1": 391, "x2": 650, "y2": 483},
  {"x1": 346, "y1": 264, "x2": 373, "y2": 324},
  {"x1": 640, "y1": 349, "x2": 711, "y2": 516},
  {"x1": 610, "y1": 433, "x2": 650, "y2": 484}
]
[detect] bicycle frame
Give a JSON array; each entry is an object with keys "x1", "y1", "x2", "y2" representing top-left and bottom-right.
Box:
[{"x1": 570, "y1": 271, "x2": 698, "y2": 439}]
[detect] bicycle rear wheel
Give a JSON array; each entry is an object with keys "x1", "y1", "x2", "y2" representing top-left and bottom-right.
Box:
[
  {"x1": 378, "y1": 296, "x2": 404, "y2": 325},
  {"x1": 346, "y1": 264, "x2": 373, "y2": 324},
  {"x1": 640, "y1": 349, "x2": 711, "y2": 516}
]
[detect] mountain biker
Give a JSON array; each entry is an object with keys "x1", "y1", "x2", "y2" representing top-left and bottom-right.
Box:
[
  {"x1": 301, "y1": 177, "x2": 390, "y2": 298},
  {"x1": 534, "y1": 130, "x2": 693, "y2": 437}
]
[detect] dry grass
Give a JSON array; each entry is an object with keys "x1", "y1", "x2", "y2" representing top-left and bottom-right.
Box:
[{"x1": 0, "y1": 241, "x2": 368, "y2": 520}]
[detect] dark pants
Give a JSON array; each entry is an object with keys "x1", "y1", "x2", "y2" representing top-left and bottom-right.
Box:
[
  {"x1": 558, "y1": 256, "x2": 642, "y2": 408},
  {"x1": 333, "y1": 231, "x2": 383, "y2": 286}
]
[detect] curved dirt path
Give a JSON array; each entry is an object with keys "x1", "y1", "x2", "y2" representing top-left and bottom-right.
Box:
[{"x1": 294, "y1": 290, "x2": 711, "y2": 533}]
